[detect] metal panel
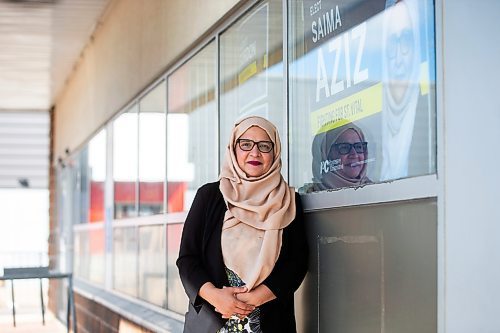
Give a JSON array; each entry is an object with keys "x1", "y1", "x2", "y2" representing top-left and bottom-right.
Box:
[{"x1": 297, "y1": 198, "x2": 437, "y2": 333}]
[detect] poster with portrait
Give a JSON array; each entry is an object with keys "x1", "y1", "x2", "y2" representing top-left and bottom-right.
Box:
[{"x1": 289, "y1": 0, "x2": 436, "y2": 192}]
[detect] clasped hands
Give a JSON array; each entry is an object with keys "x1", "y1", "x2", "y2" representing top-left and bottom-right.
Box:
[{"x1": 199, "y1": 282, "x2": 276, "y2": 319}]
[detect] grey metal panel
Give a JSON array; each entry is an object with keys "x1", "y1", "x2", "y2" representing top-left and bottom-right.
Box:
[{"x1": 297, "y1": 198, "x2": 437, "y2": 333}]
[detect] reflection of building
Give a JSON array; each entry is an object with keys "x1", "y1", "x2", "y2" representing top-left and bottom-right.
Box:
[{"x1": 11, "y1": 0, "x2": 495, "y2": 332}]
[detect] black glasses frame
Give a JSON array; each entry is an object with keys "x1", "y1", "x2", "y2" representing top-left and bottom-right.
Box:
[
  {"x1": 331, "y1": 142, "x2": 368, "y2": 155},
  {"x1": 236, "y1": 139, "x2": 274, "y2": 153}
]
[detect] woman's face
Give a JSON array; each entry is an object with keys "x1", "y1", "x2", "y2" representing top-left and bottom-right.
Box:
[
  {"x1": 235, "y1": 126, "x2": 274, "y2": 177},
  {"x1": 330, "y1": 129, "x2": 366, "y2": 179},
  {"x1": 386, "y1": 2, "x2": 414, "y2": 104}
]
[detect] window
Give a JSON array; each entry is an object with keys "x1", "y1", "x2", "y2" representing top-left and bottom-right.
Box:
[
  {"x1": 167, "y1": 41, "x2": 217, "y2": 213},
  {"x1": 288, "y1": 0, "x2": 436, "y2": 192},
  {"x1": 113, "y1": 105, "x2": 139, "y2": 218},
  {"x1": 219, "y1": 0, "x2": 287, "y2": 173},
  {"x1": 87, "y1": 129, "x2": 107, "y2": 222},
  {"x1": 139, "y1": 81, "x2": 166, "y2": 216}
]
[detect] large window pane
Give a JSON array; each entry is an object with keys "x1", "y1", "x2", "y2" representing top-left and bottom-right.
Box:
[
  {"x1": 167, "y1": 41, "x2": 217, "y2": 213},
  {"x1": 88, "y1": 129, "x2": 106, "y2": 222},
  {"x1": 219, "y1": 0, "x2": 286, "y2": 171},
  {"x1": 289, "y1": 0, "x2": 436, "y2": 192},
  {"x1": 113, "y1": 226, "x2": 138, "y2": 297},
  {"x1": 139, "y1": 81, "x2": 166, "y2": 216},
  {"x1": 167, "y1": 223, "x2": 188, "y2": 314},
  {"x1": 139, "y1": 225, "x2": 166, "y2": 307},
  {"x1": 113, "y1": 106, "x2": 138, "y2": 218}
]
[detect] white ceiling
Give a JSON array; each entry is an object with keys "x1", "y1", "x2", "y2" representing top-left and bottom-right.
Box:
[
  {"x1": 0, "y1": 0, "x2": 111, "y2": 111},
  {"x1": 0, "y1": 0, "x2": 111, "y2": 188}
]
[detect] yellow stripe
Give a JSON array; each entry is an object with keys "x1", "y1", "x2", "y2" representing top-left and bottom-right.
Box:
[
  {"x1": 310, "y1": 82, "x2": 383, "y2": 135},
  {"x1": 238, "y1": 61, "x2": 257, "y2": 85},
  {"x1": 420, "y1": 61, "x2": 430, "y2": 96}
]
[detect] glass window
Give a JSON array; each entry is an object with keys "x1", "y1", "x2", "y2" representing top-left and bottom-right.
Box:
[
  {"x1": 167, "y1": 41, "x2": 217, "y2": 213},
  {"x1": 113, "y1": 226, "x2": 138, "y2": 297},
  {"x1": 88, "y1": 129, "x2": 107, "y2": 222},
  {"x1": 167, "y1": 223, "x2": 188, "y2": 313},
  {"x1": 139, "y1": 81, "x2": 166, "y2": 216},
  {"x1": 138, "y1": 225, "x2": 166, "y2": 307},
  {"x1": 113, "y1": 105, "x2": 138, "y2": 218},
  {"x1": 219, "y1": 0, "x2": 286, "y2": 172},
  {"x1": 288, "y1": 0, "x2": 436, "y2": 192}
]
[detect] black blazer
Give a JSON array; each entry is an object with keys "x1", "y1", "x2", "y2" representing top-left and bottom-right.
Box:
[{"x1": 176, "y1": 181, "x2": 308, "y2": 333}]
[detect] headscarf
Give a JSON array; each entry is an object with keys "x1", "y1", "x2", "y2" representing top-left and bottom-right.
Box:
[
  {"x1": 219, "y1": 116, "x2": 296, "y2": 290},
  {"x1": 381, "y1": 0, "x2": 421, "y2": 180},
  {"x1": 311, "y1": 123, "x2": 371, "y2": 190}
]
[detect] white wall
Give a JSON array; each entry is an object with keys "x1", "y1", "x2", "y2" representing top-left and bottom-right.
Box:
[
  {"x1": 442, "y1": 0, "x2": 500, "y2": 331},
  {"x1": 0, "y1": 189, "x2": 49, "y2": 267}
]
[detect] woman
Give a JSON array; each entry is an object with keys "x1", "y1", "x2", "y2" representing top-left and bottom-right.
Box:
[
  {"x1": 311, "y1": 123, "x2": 371, "y2": 191},
  {"x1": 381, "y1": 0, "x2": 421, "y2": 180},
  {"x1": 177, "y1": 116, "x2": 308, "y2": 333}
]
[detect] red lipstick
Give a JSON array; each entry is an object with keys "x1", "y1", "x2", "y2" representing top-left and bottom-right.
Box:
[{"x1": 248, "y1": 161, "x2": 262, "y2": 166}]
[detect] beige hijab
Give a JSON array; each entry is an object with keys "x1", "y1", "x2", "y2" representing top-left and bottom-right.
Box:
[{"x1": 219, "y1": 116, "x2": 296, "y2": 290}]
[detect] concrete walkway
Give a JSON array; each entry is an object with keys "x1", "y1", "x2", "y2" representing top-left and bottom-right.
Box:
[{"x1": 0, "y1": 310, "x2": 67, "y2": 333}]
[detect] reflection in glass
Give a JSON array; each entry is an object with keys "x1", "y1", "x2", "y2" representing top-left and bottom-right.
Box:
[
  {"x1": 113, "y1": 106, "x2": 138, "y2": 218},
  {"x1": 89, "y1": 225, "x2": 105, "y2": 284},
  {"x1": 88, "y1": 129, "x2": 106, "y2": 222},
  {"x1": 167, "y1": 41, "x2": 217, "y2": 213},
  {"x1": 73, "y1": 224, "x2": 105, "y2": 285},
  {"x1": 139, "y1": 81, "x2": 166, "y2": 216},
  {"x1": 306, "y1": 122, "x2": 373, "y2": 192},
  {"x1": 73, "y1": 230, "x2": 88, "y2": 280},
  {"x1": 288, "y1": 0, "x2": 436, "y2": 191},
  {"x1": 219, "y1": 0, "x2": 286, "y2": 171},
  {"x1": 139, "y1": 225, "x2": 166, "y2": 307},
  {"x1": 167, "y1": 223, "x2": 188, "y2": 313},
  {"x1": 113, "y1": 226, "x2": 138, "y2": 297}
]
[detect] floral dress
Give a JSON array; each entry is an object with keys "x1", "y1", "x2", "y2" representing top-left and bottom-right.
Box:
[{"x1": 217, "y1": 268, "x2": 262, "y2": 333}]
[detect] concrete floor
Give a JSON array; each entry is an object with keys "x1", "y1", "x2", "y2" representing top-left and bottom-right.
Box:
[
  {"x1": 0, "y1": 281, "x2": 67, "y2": 333},
  {"x1": 0, "y1": 310, "x2": 67, "y2": 333}
]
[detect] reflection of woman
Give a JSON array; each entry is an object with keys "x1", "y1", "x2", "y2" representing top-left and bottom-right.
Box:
[
  {"x1": 381, "y1": 0, "x2": 421, "y2": 180},
  {"x1": 177, "y1": 116, "x2": 308, "y2": 333},
  {"x1": 311, "y1": 123, "x2": 371, "y2": 190}
]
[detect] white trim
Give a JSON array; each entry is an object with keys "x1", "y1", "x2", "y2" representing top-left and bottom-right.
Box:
[
  {"x1": 434, "y1": 1, "x2": 445, "y2": 332},
  {"x1": 73, "y1": 221, "x2": 105, "y2": 232},
  {"x1": 301, "y1": 174, "x2": 438, "y2": 211},
  {"x1": 111, "y1": 212, "x2": 187, "y2": 228}
]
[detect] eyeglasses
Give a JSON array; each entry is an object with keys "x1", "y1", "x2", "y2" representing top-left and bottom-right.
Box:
[
  {"x1": 236, "y1": 139, "x2": 274, "y2": 153},
  {"x1": 331, "y1": 142, "x2": 368, "y2": 155},
  {"x1": 387, "y1": 29, "x2": 413, "y2": 59}
]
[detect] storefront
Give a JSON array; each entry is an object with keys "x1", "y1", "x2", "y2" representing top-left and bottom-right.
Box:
[{"x1": 51, "y1": 0, "x2": 500, "y2": 332}]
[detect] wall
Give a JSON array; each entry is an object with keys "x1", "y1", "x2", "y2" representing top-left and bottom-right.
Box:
[
  {"x1": 442, "y1": 0, "x2": 500, "y2": 331},
  {"x1": 53, "y1": 0, "x2": 241, "y2": 161}
]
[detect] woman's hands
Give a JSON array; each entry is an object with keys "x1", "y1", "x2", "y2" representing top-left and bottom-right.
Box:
[
  {"x1": 235, "y1": 284, "x2": 276, "y2": 308},
  {"x1": 199, "y1": 282, "x2": 255, "y2": 319}
]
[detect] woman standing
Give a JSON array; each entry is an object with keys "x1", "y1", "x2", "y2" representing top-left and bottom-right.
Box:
[{"x1": 177, "y1": 116, "x2": 308, "y2": 333}]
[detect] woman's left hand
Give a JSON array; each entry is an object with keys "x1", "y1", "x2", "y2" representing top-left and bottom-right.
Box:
[{"x1": 235, "y1": 284, "x2": 276, "y2": 307}]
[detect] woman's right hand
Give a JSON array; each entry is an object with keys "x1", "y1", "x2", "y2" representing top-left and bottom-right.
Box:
[{"x1": 199, "y1": 282, "x2": 255, "y2": 319}]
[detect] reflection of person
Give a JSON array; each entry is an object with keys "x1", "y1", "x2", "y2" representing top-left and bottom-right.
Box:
[
  {"x1": 177, "y1": 116, "x2": 308, "y2": 333},
  {"x1": 310, "y1": 123, "x2": 372, "y2": 191},
  {"x1": 381, "y1": 0, "x2": 421, "y2": 180}
]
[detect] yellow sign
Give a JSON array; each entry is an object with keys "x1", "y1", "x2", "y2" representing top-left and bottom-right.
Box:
[
  {"x1": 311, "y1": 82, "x2": 383, "y2": 134},
  {"x1": 238, "y1": 61, "x2": 257, "y2": 85}
]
